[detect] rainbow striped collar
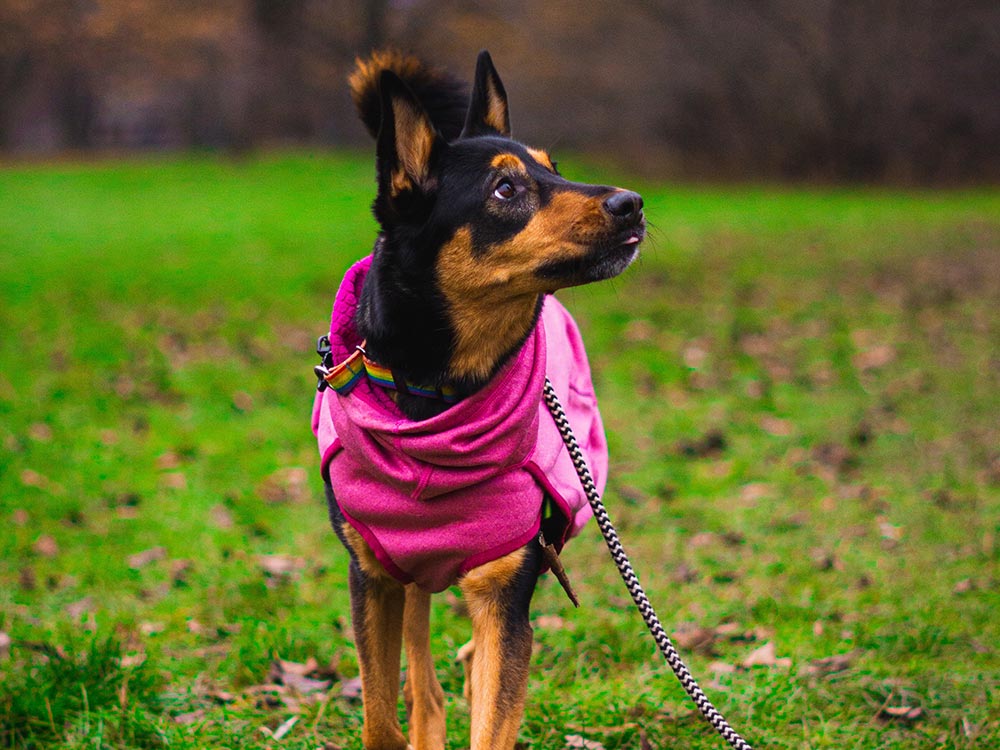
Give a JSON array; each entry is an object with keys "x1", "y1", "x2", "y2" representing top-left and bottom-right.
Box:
[{"x1": 321, "y1": 346, "x2": 460, "y2": 404}]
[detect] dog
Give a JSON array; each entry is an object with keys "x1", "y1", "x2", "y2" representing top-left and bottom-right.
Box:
[{"x1": 311, "y1": 50, "x2": 645, "y2": 750}]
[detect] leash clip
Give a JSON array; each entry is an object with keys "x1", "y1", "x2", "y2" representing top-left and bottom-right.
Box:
[{"x1": 315, "y1": 335, "x2": 333, "y2": 391}]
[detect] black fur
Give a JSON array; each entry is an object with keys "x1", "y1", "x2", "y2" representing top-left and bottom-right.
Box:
[{"x1": 346, "y1": 53, "x2": 643, "y2": 420}]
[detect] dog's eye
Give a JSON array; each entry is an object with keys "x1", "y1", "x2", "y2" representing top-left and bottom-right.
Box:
[{"x1": 493, "y1": 179, "x2": 518, "y2": 200}]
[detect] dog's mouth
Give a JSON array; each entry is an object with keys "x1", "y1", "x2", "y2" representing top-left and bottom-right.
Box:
[{"x1": 535, "y1": 225, "x2": 645, "y2": 285}]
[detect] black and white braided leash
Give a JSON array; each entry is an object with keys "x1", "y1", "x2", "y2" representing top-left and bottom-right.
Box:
[{"x1": 543, "y1": 377, "x2": 754, "y2": 750}]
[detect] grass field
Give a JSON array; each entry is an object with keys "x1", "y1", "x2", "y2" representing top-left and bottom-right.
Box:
[{"x1": 1, "y1": 153, "x2": 998, "y2": 749}]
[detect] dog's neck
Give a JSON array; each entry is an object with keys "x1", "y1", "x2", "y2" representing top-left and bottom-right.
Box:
[{"x1": 355, "y1": 240, "x2": 542, "y2": 421}]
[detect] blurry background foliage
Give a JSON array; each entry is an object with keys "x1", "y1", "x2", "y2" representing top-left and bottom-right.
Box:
[{"x1": 1, "y1": 0, "x2": 998, "y2": 182}]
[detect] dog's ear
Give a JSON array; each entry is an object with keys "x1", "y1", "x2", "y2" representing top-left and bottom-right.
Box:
[
  {"x1": 460, "y1": 50, "x2": 510, "y2": 138},
  {"x1": 376, "y1": 70, "x2": 443, "y2": 209}
]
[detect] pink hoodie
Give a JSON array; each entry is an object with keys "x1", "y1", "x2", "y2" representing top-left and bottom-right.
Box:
[{"x1": 312, "y1": 255, "x2": 607, "y2": 592}]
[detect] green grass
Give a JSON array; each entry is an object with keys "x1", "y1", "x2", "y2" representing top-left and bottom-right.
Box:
[{"x1": 1, "y1": 152, "x2": 998, "y2": 749}]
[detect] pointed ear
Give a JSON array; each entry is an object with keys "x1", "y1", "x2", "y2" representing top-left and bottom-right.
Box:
[
  {"x1": 376, "y1": 70, "x2": 442, "y2": 202},
  {"x1": 460, "y1": 50, "x2": 510, "y2": 138}
]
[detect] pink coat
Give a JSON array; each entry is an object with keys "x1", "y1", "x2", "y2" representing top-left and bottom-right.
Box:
[{"x1": 312, "y1": 255, "x2": 607, "y2": 592}]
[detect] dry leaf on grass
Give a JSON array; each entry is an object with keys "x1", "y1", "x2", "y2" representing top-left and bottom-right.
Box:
[
  {"x1": 160, "y1": 472, "x2": 187, "y2": 490},
  {"x1": 853, "y1": 344, "x2": 895, "y2": 371},
  {"x1": 802, "y1": 652, "x2": 856, "y2": 677},
  {"x1": 535, "y1": 615, "x2": 566, "y2": 631},
  {"x1": 339, "y1": 676, "x2": 362, "y2": 701},
  {"x1": 811, "y1": 548, "x2": 844, "y2": 571},
  {"x1": 33, "y1": 535, "x2": 59, "y2": 557},
  {"x1": 672, "y1": 624, "x2": 716, "y2": 654},
  {"x1": 278, "y1": 657, "x2": 319, "y2": 676},
  {"x1": 156, "y1": 452, "x2": 181, "y2": 470},
  {"x1": 65, "y1": 597, "x2": 93, "y2": 619},
  {"x1": 170, "y1": 559, "x2": 193, "y2": 585},
  {"x1": 128, "y1": 547, "x2": 166, "y2": 569},
  {"x1": 209, "y1": 504, "x2": 234, "y2": 529},
  {"x1": 271, "y1": 715, "x2": 298, "y2": 740},
  {"x1": 739, "y1": 483, "x2": 773, "y2": 503},
  {"x1": 760, "y1": 415, "x2": 794, "y2": 437},
  {"x1": 623, "y1": 318, "x2": 656, "y2": 343},
  {"x1": 28, "y1": 423, "x2": 53, "y2": 441},
  {"x1": 953, "y1": 578, "x2": 978, "y2": 594},
  {"x1": 877, "y1": 517, "x2": 903, "y2": 541},
  {"x1": 0, "y1": 631, "x2": 10, "y2": 658},
  {"x1": 258, "y1": 467, "x2": 311, "y2": 504},
  {"x1": 566, "y1": 721, "x2": 640, "y2": 734},
  {"x1": 232, "y1": 391, "x2": 254, "y2": 412},
  {"x1": 713, "y1": 622, "x2": 753, "y2": 641},
  {"x1": 565, "y1": 735, "x2": 607, "y2": 750},
  {"x1": 21, "y1": 469, "x2": 49, "y2": 488},
  {"x1": 742, "y1": 641, "x2": 791, "y2": 669},
  {"x1": 140, "y1": 621, "x2": 165, "y2": 636},
  {"x1": 688, "y1": 531, "x2": 717, "y2": 548},
  {"x1": 120, "y1": 652, "x2": 147, "y2": 668},
  {"x1": 709, "y1": 660, "x2": 738, "y2": 674},
  {"x1": 246, "y1": 684, "x2": 292, "y2": 710},
  {"x1": 267, "y1": 659, "x2": 333, "y2": 695},
  {"x1": 19, "y1": 567, "x2": 36, "y2": 591},
  {"x1": 258, "y1": 554, "x2": 307, "y2": 579},
  {"x1": 173, "y1": 709, "x2": 206, "y2": 725},
  {"x1": 672, "y1": 562, "x2": 699, "y2": 584},
  {"x1": 878, "y1": 705, "x2": 924, "y2": 722}
]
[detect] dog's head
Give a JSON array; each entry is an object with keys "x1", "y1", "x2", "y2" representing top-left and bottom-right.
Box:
[
  {"x1": 352, "y1": 51, "x2": 645, "y2": 384},
  {"x1": 372, "y1": 51, "x2": 644, "y2": 296}
]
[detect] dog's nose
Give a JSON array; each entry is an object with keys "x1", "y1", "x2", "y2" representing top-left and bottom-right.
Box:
[{"x1": 603, "y1": 190, "x2": 644, "y2": 221}]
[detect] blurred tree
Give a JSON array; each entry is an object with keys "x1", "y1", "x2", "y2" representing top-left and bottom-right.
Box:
[
  {"x1": 0, "y1": 0, "x2": 996, "y2": 181},
  {"x1": 0, "y1": 0, "x2": 97, "y2": 149}
]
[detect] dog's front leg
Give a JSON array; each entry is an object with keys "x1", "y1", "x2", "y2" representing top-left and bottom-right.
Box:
[
  {"x1": 402, "y1": 584, "x2": 446, "y2": 749},
  {"x1": 345, "y1": 530, "x2": 410, "y2": 750},
  {"x1": 459, "y1": 543, "x2": 541, "y2": 750}
]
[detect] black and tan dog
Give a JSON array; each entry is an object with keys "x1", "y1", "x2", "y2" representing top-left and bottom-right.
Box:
[{"x1": 316, "y1": 50, "x2": 645, "y2": 749}]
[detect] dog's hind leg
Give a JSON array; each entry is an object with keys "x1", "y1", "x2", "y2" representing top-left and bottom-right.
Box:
[
  {"x1": 402, "y1": 584, "x2": 446, "y2": 749},
  {"x1": 459, "y1": 544, "x2": 541, "y2": 750},
  {"x1": 344, "y1": 527, "x2": 411, "y2": 750}
]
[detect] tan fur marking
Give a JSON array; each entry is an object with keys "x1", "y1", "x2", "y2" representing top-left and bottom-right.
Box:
[
  {"x1": 402, "y1": 585, "x2": 446, "y2": 748},
  {"x1": 459, "y1": 549, "x2": 532, "y2": 750},
  {"x1": 460, "y1": 547, "x2": 526, "y2": 600},
  {"x1": 343, "y1": 525, "x2": 397, "y2": 582},
  {"x1": 490, "y1": 153, "x2": 526, "y2": 172},
  {"x1": 393, "y1": 97, "x2": 435, "y2": 192},
  {"x1": 348, "y1": 49, "x2": 425, "y2": 105},
  {"x1": 391, "y1": 167, "x2": 413, "y2": 197},
  {"x1": 437, "y1": 191, "x2": 612, "y2": 381},
  {"x1": 485, "y1": 78, "x2": 509, "y2": 135},
  {"x1": 526, "y1": 147, "x2": 555, "y2": 172},
  {"x1": 437, "y1": 226, "x2": 538, "y2": 382}
]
